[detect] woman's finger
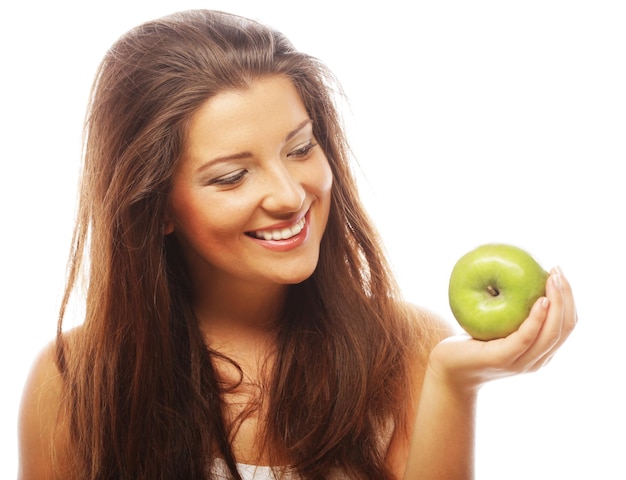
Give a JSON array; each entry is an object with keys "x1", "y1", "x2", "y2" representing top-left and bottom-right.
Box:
[
  {"x1": 485, "y1": 294, "x2": 550, "y2": 368},
  {"x1": 512, "y1": 267, "x2": 577, "y2": 370}
]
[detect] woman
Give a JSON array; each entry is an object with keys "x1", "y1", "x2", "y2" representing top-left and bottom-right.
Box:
[{"x1": 18, "y1": 9, "x2": 576, "y2": 480}]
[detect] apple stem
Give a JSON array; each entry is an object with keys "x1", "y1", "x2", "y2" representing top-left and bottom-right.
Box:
[{"x1": 487, "y1": 285, "x2": 500, "y2": 297}]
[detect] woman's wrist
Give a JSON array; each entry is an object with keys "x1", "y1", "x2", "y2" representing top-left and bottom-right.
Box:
[
  {"x1": 424, "y1": 338, "x2": 486, "y2": 401},
  {"x1": 423, "y1": 361, "x2": 480, "y2": 406}
]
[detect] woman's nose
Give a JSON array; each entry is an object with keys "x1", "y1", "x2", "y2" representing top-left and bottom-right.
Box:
[{"x1": 260, "y1": 163, "x2": 306, "y2": 214}]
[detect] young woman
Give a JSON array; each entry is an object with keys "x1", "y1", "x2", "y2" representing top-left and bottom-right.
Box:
[{"x1": 18, "y1": 9, "x2": 576, "y2": 480}]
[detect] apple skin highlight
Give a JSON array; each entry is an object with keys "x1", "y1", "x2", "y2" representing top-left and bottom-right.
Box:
[{"x1": 448, "y1": 243, "x2": 549, "y2": 341}]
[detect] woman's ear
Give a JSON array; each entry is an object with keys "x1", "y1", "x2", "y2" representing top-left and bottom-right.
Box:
[{"x1": 161, "y1": 220, "x2": 175, "y2": 235}]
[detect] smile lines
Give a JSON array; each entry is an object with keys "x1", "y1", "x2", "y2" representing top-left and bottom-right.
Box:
[{"x1": 248, "y1": 217, "x2": 306, "y2": 241}]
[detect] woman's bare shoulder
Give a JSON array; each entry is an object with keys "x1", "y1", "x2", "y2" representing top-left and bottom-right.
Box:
[
  {"x1": 18, "y1": 328, "x2": 81, "y2": 479},
  {"x1": 401, "y1": 302, "x2": 457, "y2": 352},
  {"x1": 19, "y1": 327, "x2": 83, "y2": 410},
  {"x1": 19, "y1": 336, "x2": 64, "y2": 425}
]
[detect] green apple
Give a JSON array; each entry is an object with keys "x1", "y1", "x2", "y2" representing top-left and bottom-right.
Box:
[{"x1": 448, "y1": 243, "x2": 549, "y2": 341}]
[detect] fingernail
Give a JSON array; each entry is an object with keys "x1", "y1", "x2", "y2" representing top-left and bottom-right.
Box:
[
  {"x1": 551, "y1": 267, "x2": 562, "y2": 289},
  {"x1": 541, "y1": 297, "x2": 550, "y2": 308}
]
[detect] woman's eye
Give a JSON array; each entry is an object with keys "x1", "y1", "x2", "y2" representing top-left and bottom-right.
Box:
[
  {"x1": 209, "y1": 170, "x2": 248, "y2": 186},
  {"x1": 288, "y1": 142, "x2": 318, "y2": 158}
]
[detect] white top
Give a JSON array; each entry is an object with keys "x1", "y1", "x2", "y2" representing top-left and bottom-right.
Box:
[
  {"x1": 209, "y1": 418, "x2": 394, "y2": 478},
  {"x1": 209, "y1": 459, "x2": 297, "y2": 479}
]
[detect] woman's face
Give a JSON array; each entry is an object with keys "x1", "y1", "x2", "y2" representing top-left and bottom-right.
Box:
[{"x1": 167, "y1": 75, "x2": 333, "y2": 292}]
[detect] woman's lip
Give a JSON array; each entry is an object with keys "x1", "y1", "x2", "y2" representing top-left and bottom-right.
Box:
[
  {"x1": 245, "y1": 210, "x2": 311, "y2": 251},
  {"x1": 246, "y1": 209, "x2": 309, "y2": 235}
]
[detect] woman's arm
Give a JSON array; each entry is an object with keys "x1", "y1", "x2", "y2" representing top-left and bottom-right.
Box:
[
  {"x1": 403, "y1": 267, "x2": 577, "y2": 479},
  {"x1": 403, "y1": 363, "x2": 477, "y2": 479}
]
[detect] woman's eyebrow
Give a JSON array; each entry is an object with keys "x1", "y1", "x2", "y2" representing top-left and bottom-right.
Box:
[
  {"x1": 196, "y1": 119, "x2": 313, "y2": 172},
  {"x1": 285, "y1": 119, "x2": 312, "y2": 142}
]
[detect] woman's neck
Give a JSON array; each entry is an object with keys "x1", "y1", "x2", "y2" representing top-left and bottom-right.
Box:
[{"x1": 192, "y1": 278, "x2": 287, "y2": 346}]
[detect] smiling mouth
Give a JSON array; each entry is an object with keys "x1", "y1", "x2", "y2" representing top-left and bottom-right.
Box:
[{"x1": 246, "y1": 216, "x2": 306, "y2": 241}]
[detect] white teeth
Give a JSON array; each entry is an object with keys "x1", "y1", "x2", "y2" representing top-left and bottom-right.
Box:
[{"x1": 252, "y1": 217, "x2": 305, "y2": 241}]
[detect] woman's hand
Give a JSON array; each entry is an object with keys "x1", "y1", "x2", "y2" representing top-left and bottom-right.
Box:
[
  {"x1": 428, "y1": 266, "x2": 577, "y2": 394},
  {"x1": 402, "y1": 267, "x2": 576, "y2": 479}
]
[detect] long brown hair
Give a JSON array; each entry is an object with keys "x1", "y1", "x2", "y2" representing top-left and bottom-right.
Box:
[{"x1": 57, "y1": 9, "x2": 426, "y2": 479}]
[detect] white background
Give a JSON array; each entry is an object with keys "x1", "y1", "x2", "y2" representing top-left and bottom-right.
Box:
[{"x1": 2, "y1": 1, "x2": 624, "y2": 478}]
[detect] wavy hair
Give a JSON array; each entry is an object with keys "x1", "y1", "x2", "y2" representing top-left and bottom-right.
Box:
[{"x1": 57, "y1": 9, "x2": 427, "y2": 479}]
